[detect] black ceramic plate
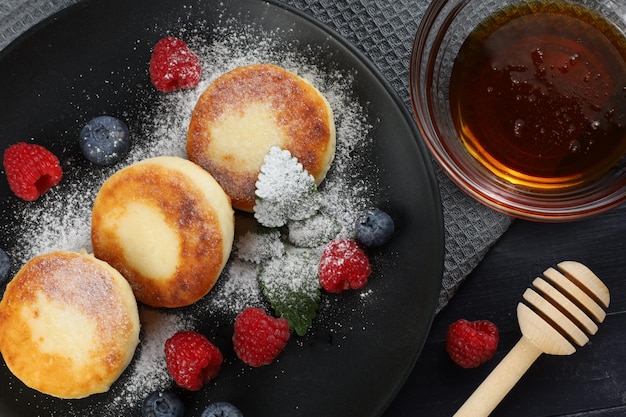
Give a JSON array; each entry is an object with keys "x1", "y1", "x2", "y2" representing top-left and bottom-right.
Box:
[{"x1": 0, "y1": 0, "x2": 443, "y2": 416}]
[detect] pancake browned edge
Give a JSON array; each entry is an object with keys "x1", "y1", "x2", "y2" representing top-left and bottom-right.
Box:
[
  {"x1": 91, "y1": 156, "x2": 235, "y2": 308},
  {"x1": 0, "y1": 251, "x2": 140, "y2": 399},
  {"x1": 187, "y1": 63, "x2": 336, "y2": 212}
]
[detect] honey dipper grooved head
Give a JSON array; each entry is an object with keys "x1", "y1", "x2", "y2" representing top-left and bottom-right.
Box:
[{"x1": 518, "y1": 261, "x2": 610, "y2": 356}]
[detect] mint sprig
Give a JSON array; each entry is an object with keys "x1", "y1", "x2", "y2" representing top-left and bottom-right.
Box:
[
  {"x1": 254, "y1": 146, "x2": 320, "y2": 228},
  {"x1": 259, "y1": 248, "x2": 321, "y2": 336}
]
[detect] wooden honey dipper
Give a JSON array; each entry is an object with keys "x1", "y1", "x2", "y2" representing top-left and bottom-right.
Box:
[{"x1": 454, "y1": 261, "x2": 610, "y2": 417}]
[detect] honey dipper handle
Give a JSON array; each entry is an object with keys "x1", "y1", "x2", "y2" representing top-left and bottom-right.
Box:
[{"x1": 453, "y1": 336, "x2": 542, "y2": 417}]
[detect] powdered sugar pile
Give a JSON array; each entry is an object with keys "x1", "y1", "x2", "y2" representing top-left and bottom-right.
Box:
[{"x1": 1, "y1": 15, "x2": 375, "y2": 417}]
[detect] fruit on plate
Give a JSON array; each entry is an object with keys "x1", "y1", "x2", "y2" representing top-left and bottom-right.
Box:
[
  {"x1": 232, "y1": 307, "x2": 291, "y2": 367},
  {"x1": 79, "y1": 115, "x2": 131, "y2": 166},
  {"x1": 318, "y1": 238, "x2": 371, "y2": 293},
  {"x1": 164, "y1": 331, "x2": 223, "y2": 390},
  {"x1": 149, "y1": 36, "x2": 201, "y2": 92},
  {"x1": 201, "y1": 402, "x2": 244, "y2": 417},
  {"x1": 3, "y1": 142, "x2": 62, "y2": 201},
  {"x1": 355, "y1": 208, "x2": 395, "y2": 248},
  {"x1": 141, "y1": 391, "x2": 184, "y2": 417},
  {"x1": 0, "y1": 248, "x2": 10, "y2": 286}
]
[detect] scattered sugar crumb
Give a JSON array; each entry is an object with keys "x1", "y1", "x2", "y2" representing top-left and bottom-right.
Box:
[
  {"x1": 207, "y1": 259, "x2": 264, "y2": 316},
  {"x1": 235, "y1": 230, "x2": 284, "y2": 264},
  {"x1": 288, "y1": 214, "x2": 341, "y2": 248}
]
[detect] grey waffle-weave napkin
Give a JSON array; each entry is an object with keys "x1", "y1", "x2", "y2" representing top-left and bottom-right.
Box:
[{"x1": 0, "y1": 0, "x2": 513, "y2": 311}]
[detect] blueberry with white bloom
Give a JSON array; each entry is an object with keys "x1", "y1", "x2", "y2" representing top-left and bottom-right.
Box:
[
  {"x1": 355, "y1": 208, "x2": 395, "y2": 248},
  {"x1": 141, "y1": 391, "x2": 184, "y2": 417},
  {"x1": 80, "y1": 115, "x2": 130, "y2": 165},
  {"x1": 201, "y1": 401, "x2": 244, "y2": 417},
  {"x1": 0, "y1": 247, "x2": 11, "y2": 286}
]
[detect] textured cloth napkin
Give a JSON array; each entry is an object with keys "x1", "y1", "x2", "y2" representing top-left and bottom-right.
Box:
[{"x1": 0, "y1": 0, "x2": 513, "y2": 311}]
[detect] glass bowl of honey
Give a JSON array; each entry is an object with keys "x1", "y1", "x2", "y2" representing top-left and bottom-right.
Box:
[{"x1": 410, "y1": 0, "x2": 626, "y2": 221}]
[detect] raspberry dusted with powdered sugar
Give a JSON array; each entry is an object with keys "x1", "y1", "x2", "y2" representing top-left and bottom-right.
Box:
[
  {"x1": 318, "y1": 238, "x2": 371, "y2": 293},
  {"x1": 149, "y1": 37, "x2": 201, "y2": 92}
]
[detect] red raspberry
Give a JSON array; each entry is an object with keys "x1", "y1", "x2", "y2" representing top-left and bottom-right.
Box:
[
  {"x1": 149, "y1": 37, "x2": 201, "y2": 92},
  {"x1": 3, "y1": 142, "x2": 62, "y2": 201},
  {"x1": 232, "y1": 307, "x2": 291, "y2": 367},
  {"x1": 318, "y1": 239, "x2": 371, "y2": 293},
  {"x1": 164, "y1": 331, "x2": 223, "y2": 390},
  {"x1": 446, "y1": 319, "x2": 499, "y2": 368}
]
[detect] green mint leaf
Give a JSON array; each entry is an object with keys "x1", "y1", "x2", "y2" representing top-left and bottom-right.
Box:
[{"x1": 259, "y1": 248, "x2": 321, "y2": 336}]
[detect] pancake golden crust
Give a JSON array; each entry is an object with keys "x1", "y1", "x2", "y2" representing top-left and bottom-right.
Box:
[
  {"x1": 187, "y1": 63, "x2": 336, "y2": 212},
  {"x1": 0, "y1": 251, "x2": 140, "y2": 399},
  {"x1": 91, "y1": 156, "x2": 234, "y2": 308}
]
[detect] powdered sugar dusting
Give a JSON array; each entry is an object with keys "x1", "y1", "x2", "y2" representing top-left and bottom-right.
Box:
[
  {"x1": 235, "y1": 230, "x2": 285, "y2": 264},
  {"x1": 1, "y1": 15, "x2": 374, "y2": 417},
  {"x1": 206, "y1": 258, "x2": 265, "y2": 316},
  {"x1": 105, "y1": 307, "x2": 193, "y2": 413},
  {"x1": 254, "y1": 147, "x2": 320, "y2": 228}
]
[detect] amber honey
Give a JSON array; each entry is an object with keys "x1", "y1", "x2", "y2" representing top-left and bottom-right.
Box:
[{"x1": 449, "y1": 1, "x2": 626, "y2": 190}]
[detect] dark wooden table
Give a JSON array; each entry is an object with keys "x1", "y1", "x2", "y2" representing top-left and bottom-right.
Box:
[{"x1": 384, "y1": 201, "x2": 626, "y2": 416}]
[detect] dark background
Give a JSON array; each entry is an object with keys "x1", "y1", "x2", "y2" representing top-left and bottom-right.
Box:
[{"x1": 385, "y1": 202, "x2": 626, "y2": 416}]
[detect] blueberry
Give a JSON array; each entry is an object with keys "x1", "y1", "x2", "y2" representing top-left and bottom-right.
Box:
[
  {"x1": 354, "y1": 208, "x2": 395, "y2": 248},
  {"x1": 79, "y1": 115, "x2": 130, "y2": 165},
  {"x1": 201, "y1": 401, "x2": 244, "y2": 417},
  {"x1": 141, "y1": 391, "x2": 184, "y2": 417},
  {"x1": 0, "y1": 248, "x2": 10, "y2": 286}
]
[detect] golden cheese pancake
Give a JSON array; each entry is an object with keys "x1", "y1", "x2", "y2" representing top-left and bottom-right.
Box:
[
  {"x1": 0, "y1": 251, "x2": 140, "y2": 399},
  {"x1": 91, "y1": 156, "x2": 234, "y2": 308},
  {"x1": 187, "y1": 63, "x2": 336, "y2": 212}
]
